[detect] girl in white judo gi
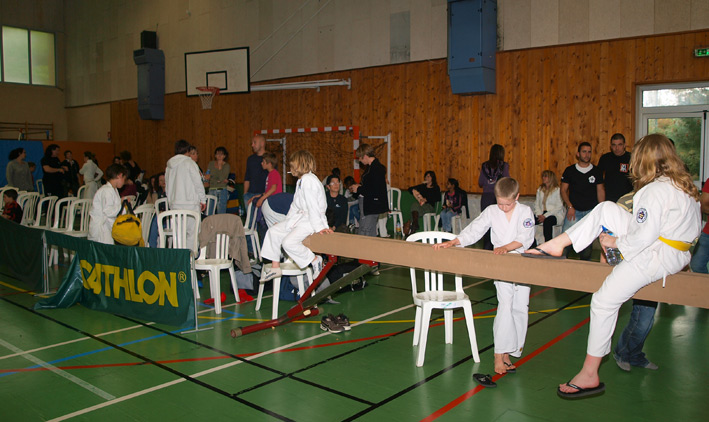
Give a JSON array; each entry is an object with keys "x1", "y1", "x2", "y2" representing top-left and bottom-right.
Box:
[
  {"x1": 528, "y1": 134, "x2": 701, "y2": 398},
  {"x1": 260, "y1": 150, "x2": 333, "y2": 282},
  {"x1": 79, "y1": 151, "x2": 103, "y2": 199},
  {"x1": 434, "y1": 177, "x2": 535, "y2": 376},
  {"x1": 88, "y1": 164, "x2": 127, "y2": 244}
]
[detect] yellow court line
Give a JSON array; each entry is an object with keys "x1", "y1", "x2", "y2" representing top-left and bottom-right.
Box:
[{"x1": 0, "y1": 280, "x2": 49, "y2": 298}]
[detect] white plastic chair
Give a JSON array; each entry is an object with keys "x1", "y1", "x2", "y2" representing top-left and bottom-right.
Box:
[
  {"x1": 133, "y1": 204, "x2": 155, "y2": 247},
  {"x1": 243, "y1": 202, "x2": 261, "y2": 263},
  {"x1": 36, "y1": 179, "x2": 44, "y2": 196},
  {"x1": 256, "y1": 260, "x2": 313, "y2": 320},
  {"x1": 406, "y1": 231, "x2": 480, "y2": 367},
  {"x1": 195, "y1": 232, "x2": 239, "y2": 314},
  {"x1": 346, "y1": 200, "x2": 358, "y2": 228},
  {"x1": 122, "y1": 195, "x2": 137, "y2": 208},
  {"x1": 205, "y1": 194, "x2": 218, "y2": 216},
  {"x1": 154, "y1": 197, "x2": 169, "y2": 215},
  {"x1": 17, "y1": 192, "x2": 40, "y2": 226},
  {"x1": 387, "y1": 187, "x2": 404, "y2": 234},
  {"x1": 49, "y1": 197, "x2": 76, "y2": 230},
  {"x1": 77, "y1": 185, "x2": 87, "y2": 199},
  {"x1": 450, "y1": 205, "x2": 467, "y2": 235},
  {"x1": 423, "y1": 193, "x2": 445, "y2": 232},
  {"x1": 49, "y1": 199, "x2": 92, "y2": 265},
  {"x1": 32, "y1": 195, "x2": 58, "y2": 228},
  {"x1": 157, "y1": 209, "x2": 201, "y2": 298}
]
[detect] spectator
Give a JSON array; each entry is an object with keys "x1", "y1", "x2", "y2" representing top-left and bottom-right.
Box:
[
  {"x1": 597, "y1": 133, "x2": 633, "y2": 203},
  {"x1": 478, "y1": 144, "x2": 509, "y2": 250},
  {"x1": 243, "y1": 134, "x2": 268, "y2": 205},
  {"x1": 325, "y1": 174, "x2": 348, "y2": 232},
  {"x1": 166, "y1": 140, "x2": 207, "y2": 251},
  {"x1": 533, "y1": 170, "x2": 565, "y2": 242},
  {"x1": 120, "y1": 150, "x2": 143, "y2": 183},
  {"x1": 88, "y1": 164, "x2": 127, "y2": 244},
  {"x1": 6, "y1": 148, "x2": 34, "y2": 192},
  {"x1": 404, "y1": 171, "x2": 440, "y2": 236},
  {"x1": 440, "y1": 178, "x2": 465, "y2": 233},
  {"x1": 79, "y1": 151, "x2": 103, "y2": 199},
  {"x1": 61, "y1": 150, "x2": 81, "y2": 196},
  {"x1": 41, "y1": 144, "x2": 67, "y2": 198},
  {"x1": 206, "y1": 146, "x2": 231, "y2": 214},
  {"x1": 1, "y1": 189, "x2": 23, "y2": 223},
  {"x1": 348, "y1": 144, "x2": 388, "y2": 238},
  {"x1": 145, "y1": 172, "x2": 166, "y2": 205},
  {"x1": 250, "y1": 152, "x2": 282, "y2": 208}
]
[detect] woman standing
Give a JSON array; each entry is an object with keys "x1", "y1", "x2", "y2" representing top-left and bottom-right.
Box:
[
  {"x1": 79, "y1": 151, "x2": 103, "y2": 199},
  {"x1": 533, "y1": 170, "x2": 565, "y2": 242},
  {"x1": 349, "y1": 144, "x2": 388, "y2": 237},
  {"x1": 478, "y1": 144, "x2": 509, "y2": 249},
  {"x1": 6, "y1": 148, "x2": 34, "y2": 192},
  {"x1": 205, "y1": 146, "x2": 231, "y2": 214}
]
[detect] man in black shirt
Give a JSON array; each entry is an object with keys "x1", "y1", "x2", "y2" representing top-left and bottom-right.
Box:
[
  {"x1": 560, "y1": 142, "x2": 605, "y2": 260},
  {"x1": 325, "y1": 175, "x2": 348, "y2": 232},
  {"x1": 597, "y1": 133, "x2": 633, "y2": 203}
]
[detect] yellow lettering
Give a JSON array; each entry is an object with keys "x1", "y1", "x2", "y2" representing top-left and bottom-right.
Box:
[
  {"x1": 101, "y1": 264, "x2": 115, "y2": 298},
  {"x1": 80, "y1": 260, "x2": 101, "y2": 294},
  {"x1": 137, "y1": 271, "x2": 160, "y2": 305},
  {"x1": 113, "y1": 267, "x2": 132, "y2": 301},
  {"x1": 159, "y1": 272, "x2": 178, "y2": 307}
]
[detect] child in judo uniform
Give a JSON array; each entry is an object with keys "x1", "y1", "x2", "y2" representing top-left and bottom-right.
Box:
[
  {"x1": 434, "y1": 177, "x2": 535, "y2": 376},
  {"x1": 88, "y1": 164, "x2": 127, "y2": 244},
  {"x1": 260, "y1": 150, "x2": 332, "y2": 282},
  {"x1": 527, "y1": 134, "x2": 701, "y2": 398}
]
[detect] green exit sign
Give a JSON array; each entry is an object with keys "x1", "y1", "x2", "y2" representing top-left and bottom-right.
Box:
[{"x1": 695, "y1": 48, "x2": 709, "y2": 57}]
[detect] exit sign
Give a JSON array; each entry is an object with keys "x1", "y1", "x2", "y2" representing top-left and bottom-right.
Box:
[{"x1": 695, "y1": 48, "x2": 709, "y2": 57}]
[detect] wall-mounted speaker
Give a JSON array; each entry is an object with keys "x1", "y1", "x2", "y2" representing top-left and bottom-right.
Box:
[{"x1": 133, "y1": 48, "x2": 165, "y2": 120}]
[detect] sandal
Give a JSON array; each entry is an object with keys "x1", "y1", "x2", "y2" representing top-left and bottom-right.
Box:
[{"x1": 473, "y1": 373, "x2": 497, "y2": 388}]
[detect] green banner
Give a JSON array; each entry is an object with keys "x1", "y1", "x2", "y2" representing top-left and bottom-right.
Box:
[
  {"x1": 0, "y1": 218, "x2": 44, "y2": 290},
  {"x1": 35, "y1": 231, "x2": 195, "y2": 327}
]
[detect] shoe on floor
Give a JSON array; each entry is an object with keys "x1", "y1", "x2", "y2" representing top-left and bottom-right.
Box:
[
  {"x1": 473, "y1": 373, "x2": 497, "y2": 388},
  {"x1": 613, "y1": 353, "x2": 631, "y2": 372},
  {"x1": 320, "y1": 314, "x2": 344, "y2": 333},
  {"x1": 370, "y1": 266, "x2": 380, "y2": 276},
  {"x1": 557, "y1": 382, "x2": 605, "y2": 399},
  {"x1": 635, "y1": 361, "x2": 659, "y2": 370},
  {"x1": 312, "y1": 255, "x2": 324, "y2": 280},
  {"x1": 260, "y1": 267, "x2": 282, "y2": 282},
  {"x1": 334, "y1": 313, "x2": 351, "y2": 331}
]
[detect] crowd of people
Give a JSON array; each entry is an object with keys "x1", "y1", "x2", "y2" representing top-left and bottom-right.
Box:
[{"x1": 3, "y1": 132, "x2": 706, "y2": 401}]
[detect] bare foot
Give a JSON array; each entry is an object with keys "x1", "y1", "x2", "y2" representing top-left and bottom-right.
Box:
[
  {"x1": 503, "y1": 355, "x2": 516, "y2": 371},
  {"x1": 494, "y1": 353, "x2": 507, "y2": 375},
  {"x1": 525, "y1": 233, "x2": 571, "y2": 257},
  {"x1": 558, "y1": 371, "x2": 601, "y2": 393}
]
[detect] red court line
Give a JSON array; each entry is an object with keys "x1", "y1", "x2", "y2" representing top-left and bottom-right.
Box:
[{"x1": 420, "y1": 317, "x2": 590, "y2": 422}]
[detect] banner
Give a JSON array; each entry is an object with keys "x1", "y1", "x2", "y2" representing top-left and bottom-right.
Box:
[
  {"x1": 36, "y1": 230, "x2": 195, "y2": 327},
  {"x1": 0, "y1": 217, "x2": 44, "y2": 290}
]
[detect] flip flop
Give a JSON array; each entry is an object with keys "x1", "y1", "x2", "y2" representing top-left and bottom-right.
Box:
[
  {"x1": 503, "y1": 362, "x2": 517, "y2": 373},
  {"x1": 521, "y1": 247, "x2": 565, "y2": 260},
  {"x1": 557, "y1": 382, "x2": 605, "y2": 399},
  {"x1": 473, "y1": 373, "x2": 497, "y2": 388}
]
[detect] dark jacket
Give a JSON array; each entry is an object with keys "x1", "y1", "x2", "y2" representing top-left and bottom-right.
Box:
[{"x1": 358, "y1": 158, "x2": 388, "y2": 215}]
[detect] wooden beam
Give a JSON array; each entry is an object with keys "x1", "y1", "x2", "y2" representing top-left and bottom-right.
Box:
[{"x1": 304, "y1": 233, "x2": 709, "y2": 309}]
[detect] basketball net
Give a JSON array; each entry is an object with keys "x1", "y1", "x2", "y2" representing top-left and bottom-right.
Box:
[{"x1": 196, "y1": 86, "x2": 219, "y2": 109}]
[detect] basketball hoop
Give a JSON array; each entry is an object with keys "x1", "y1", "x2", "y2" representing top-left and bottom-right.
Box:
[{"x1": 196, "y1": 86, "x2": 220, "y2": 109}]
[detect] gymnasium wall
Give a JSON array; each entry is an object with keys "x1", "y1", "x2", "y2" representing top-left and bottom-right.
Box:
[{"x1": 110, "y1": 29, "x2": 709, "y2": 196}]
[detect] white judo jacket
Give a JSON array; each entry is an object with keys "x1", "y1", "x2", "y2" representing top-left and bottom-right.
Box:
[
  {"x1": 165, "y1": 154, "x2": 205, "y2": 210},
  {"x1": 88, "y1": 183, "x2": 121, "y2": 244},
  {"x1": 284, "y1": 172, "x2": 328, "y2": 232},
  {"x1": 457, "y1": 202, "x2": 535, "y2": 252}
]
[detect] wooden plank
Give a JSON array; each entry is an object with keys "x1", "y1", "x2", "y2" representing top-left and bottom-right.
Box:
[{"x1": 303, "y1": 233, "x2": 709, "y2": 309}]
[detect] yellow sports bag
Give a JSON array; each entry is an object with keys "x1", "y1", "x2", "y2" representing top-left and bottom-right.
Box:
[{"x1": 112, "y1": 200, "x2": 144, "y2": 247}]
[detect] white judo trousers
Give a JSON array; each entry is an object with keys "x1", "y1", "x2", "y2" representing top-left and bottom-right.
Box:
[
  {"x1": 457, "y1": 201, "x2": 536, "y2": 357},
  {"x1": 260, "y1": 173, "x2": 328, "y2": 269},
  {"x1": 564, "y1": 178, "x2": 701, "y2": 357}
]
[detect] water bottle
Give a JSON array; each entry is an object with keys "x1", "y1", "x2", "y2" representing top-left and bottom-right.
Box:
[
  {"x1": 237, "y1": 205, "x2": 243, "y2": 217},
  {"x1": 395, "y1": 221, "x2": 402, "y2": 235},
  {"x1": 601, "y1": 226, "x2": 623, "y2": 266}
]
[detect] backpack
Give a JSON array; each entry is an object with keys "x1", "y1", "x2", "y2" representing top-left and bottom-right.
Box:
[{"x1": 112, "y1": 200, "x2": 144, "y2": 246}]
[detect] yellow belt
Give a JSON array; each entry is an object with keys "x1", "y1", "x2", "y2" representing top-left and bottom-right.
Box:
[{"x1": 658, "y1": 236, "x2": 692, "y2": 251}]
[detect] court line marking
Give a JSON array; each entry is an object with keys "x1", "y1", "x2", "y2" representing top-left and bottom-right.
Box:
[{"x1": 0, "y1": 338, "x2": 116, "y2": 401}]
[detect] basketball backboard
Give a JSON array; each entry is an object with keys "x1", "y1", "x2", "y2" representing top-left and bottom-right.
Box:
[{"x1": 185, "y1": 47, "x2": 250, "y2": 96}]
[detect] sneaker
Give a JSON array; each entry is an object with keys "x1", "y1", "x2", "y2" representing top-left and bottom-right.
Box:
[
  {"x1": 636, "y1": 361, "x2": 659, "y2": 370},
  {"x1": 613, "y1": 353, "x2": 631, "y2": 372},
  {"x1": 334, "y1": 313, "x2": 351, "y2": 331},
  {"x1": 312, "y1": 255, "x2": 324, "y2": 280},
  {"x1": 370, "y1": 266, "x2": 380, "y2": 276},
  {"x1": 320, "y1": 314, "x2": 344, "y2": 333},
  {"x1": 260, "y1": 266, "x2": 282, "y2": 282}
]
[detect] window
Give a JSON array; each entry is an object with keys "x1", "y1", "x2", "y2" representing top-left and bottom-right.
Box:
[
  {"x1": 1, "y1": 26, "x2": 55, "y2": 86},
  {"x1": 637, "y1": 83, "x2": 709, "y2": 184}
]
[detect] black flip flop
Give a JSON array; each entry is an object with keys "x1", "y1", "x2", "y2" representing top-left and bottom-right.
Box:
[
  {"x1": 473, "y1": 373, "x2": 497, "y2": 388},
  {"x1": 557, "y1": 382, "x2": 605, "y2": 399},
  {"x1": 521, "y1": 247, "x2": 565, "y2": 260},
  {"x1": 503, "y1": 362, "x2": 517, "y2": 373}
]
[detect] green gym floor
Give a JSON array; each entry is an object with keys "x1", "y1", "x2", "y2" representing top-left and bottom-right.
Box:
[{"x1": 1, "y1": 256, "x2": 708, "y2": 421}]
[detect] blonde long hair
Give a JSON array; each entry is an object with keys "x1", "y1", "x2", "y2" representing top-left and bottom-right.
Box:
[
  {"x1": 539, "y1": 170, "x2": 559, "y2": 209},
  {"x1": 289, "y1": 150, "x2": 317, "y2": 178},
  {"x1": 630, "y1": 133, "x2": 699, "y2": 200}
]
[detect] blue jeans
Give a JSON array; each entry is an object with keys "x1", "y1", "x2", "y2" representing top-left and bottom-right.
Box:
[
  {"x1": 690, "y1": 232, "x2": 709, "y2": 273},
  {"x1": 562, "y1": 208, "x2": 592, "y2": 260},
  {"x1": 209, "y1": 188, "x2": 229, "y2": 214},
  {"x1": 440, "y1": 209, "x2": 458, "y2": 232},
  {"x1": 614, "y1": 300, "x2": 658, "y2": 366}
]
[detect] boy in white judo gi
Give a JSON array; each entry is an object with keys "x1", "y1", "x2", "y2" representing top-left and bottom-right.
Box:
[
  {"x1": 260, "y1": 150, "x2": 333, "y2": 282},
  {"x1": 434, "y1": 177, "x2": 535, "y2": 375},
  {"x1": 527, "y1": 134, "x2": 701, "y2": 399},
  {"x1": 88, "y1": 164, "x2": 127, "y2": 244}
]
